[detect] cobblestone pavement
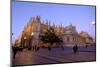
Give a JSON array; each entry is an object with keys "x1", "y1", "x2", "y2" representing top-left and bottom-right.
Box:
[{"x1": 12, "y1": 45, "x2": 96, "y2": 66}]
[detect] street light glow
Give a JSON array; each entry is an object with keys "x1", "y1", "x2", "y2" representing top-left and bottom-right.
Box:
[
  {"x1": 31, "y1": 32, "x2": 34, "y2": 36},
  {"x1": 24, "y1": 37, "x2": 26, "y2": 39}
]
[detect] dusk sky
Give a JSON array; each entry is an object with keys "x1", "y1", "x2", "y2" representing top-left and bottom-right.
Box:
[{"x1": 12, "y1": 1, "x2": 96, "y2": 42}]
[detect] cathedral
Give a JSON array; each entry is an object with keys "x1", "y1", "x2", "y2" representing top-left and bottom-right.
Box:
[{"x1": 15, "y1": 16, "x2": 94, "y2": 47}]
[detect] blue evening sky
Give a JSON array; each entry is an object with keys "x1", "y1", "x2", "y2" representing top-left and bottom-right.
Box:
[{"x1": 12, "y1": 1, "x2": 96, "y2": 41}]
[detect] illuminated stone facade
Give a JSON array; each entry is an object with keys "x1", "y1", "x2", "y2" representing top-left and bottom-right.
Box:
[{"x1": 15, "y1": 16, "x2": 94, "y2": 47}]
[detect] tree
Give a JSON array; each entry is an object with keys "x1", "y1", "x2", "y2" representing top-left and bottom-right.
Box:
[{"x1": 40, "y1": 27, "x2": 63, "y2": 50}]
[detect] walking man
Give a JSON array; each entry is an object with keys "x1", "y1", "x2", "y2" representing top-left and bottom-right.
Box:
[{"x1": 73, "y1": 44, "x2": 78, "y2": 54}]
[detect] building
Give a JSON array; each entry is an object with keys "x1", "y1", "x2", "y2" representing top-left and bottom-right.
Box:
[
  {"x1": 61, "y1": 24, "x2": 85, "y2": 47},
  {"x1": 15, "y1": 16, "x2": 94, "y2": 47}
]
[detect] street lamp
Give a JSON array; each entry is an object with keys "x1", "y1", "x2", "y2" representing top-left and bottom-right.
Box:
[
  {"x1": 11, "y1": 33, "x2": 14, "y2": 46},
  {"x1": 23, "y1": 36, "x2": 26, "y2": 48},
  {"x1": 31, "y1": 32, "x2": 34, "y2": 48},
  {"x1": 24, "y1": 37, "x2": 26, "y2": 39},
  {"x1": 91, "y1": 21, "x2": 95, "y2": 26},
  {"x1": 31, "y1": 32, "x2": 34, "y2": 45},
  {"x1": 28, "y1": 32, "x2": 34, "y2": 50},
  {"x1": 31, "y1": 32, "x2": 34, "y2": 36}
]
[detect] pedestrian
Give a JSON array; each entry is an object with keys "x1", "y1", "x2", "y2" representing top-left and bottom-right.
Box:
[
  {"x1": 12, "y1": 46, "x2": 18, "y2": 59},
  {"x1": 61, "y1": 46, "x2": 64, "y2": 50},
  {"x1": 36, "y1": 46, "x2": 40, "y2": 51},
  {"x1": 85, "y1": 45, "x2": 88, "y2": 48},
  {"x1": 34, "y1": 45, "x2": 36, "y2": 51},
  {"x1": 73, "y1": 44, "x2": 78, "y2": 54},
  {"x1": 32, "y1": 46, "x2": 34, "y2": 51},
  {"x1": 48, "y1": 46, "x2": 51, "y2": 51}
]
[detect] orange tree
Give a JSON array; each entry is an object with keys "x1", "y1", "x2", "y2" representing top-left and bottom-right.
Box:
[{"x1": 40, "y1": 27, "x2": 63, "y2": 49}]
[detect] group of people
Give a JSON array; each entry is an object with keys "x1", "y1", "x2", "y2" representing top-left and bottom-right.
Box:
[
  {"x1": 12, "y1": 45, "x2": 40, "y2": 59},
  {"x1": 12, "y1": 44, "x2": 79, "y2": 59}
]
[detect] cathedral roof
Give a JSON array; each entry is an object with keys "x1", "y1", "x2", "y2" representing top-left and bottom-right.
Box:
[{"x1": 65, "y1": 24, "x2": 78, "y2": 34}]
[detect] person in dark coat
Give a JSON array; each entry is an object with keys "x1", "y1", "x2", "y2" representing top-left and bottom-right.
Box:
[
  {"x1": 85, "y1": 45, "x2": 88, "y2": 48},
  {"x1": 73, "y1": 45, "x2": 78, "y2": 54},
  {"x1": 61, "y1": 45, "x2": 64, "y2": 50},
  {"x1": 12, "y1": 46, "x2": 18, "y2": 59},
  {"x1": 48, "y1": 46, "x2": 51, "y2": 51},
  {"x1": 12, "y1": 46, "x2": 24, "y2": 59},
  {"x1": 36, "y1": 46, "x2": 40, "y2": 51}
]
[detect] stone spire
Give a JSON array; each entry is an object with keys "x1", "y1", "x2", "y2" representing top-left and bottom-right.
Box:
[
  {"x1": 61, "y1": 23, "x2": 63, "y2": 28},
  {"x1": 46, "y1": 19, "x2": 48, "y2": 25},
  {"x1": 53, "y1": 22, "x2": 55, "y2": 28},
  {"x1": 29, "y1": 17, "x2": 33, "y2": 23},
  {"x1": 35, "y1": 16, "x2": 41, "y2": 23},
  {"x1": 49, "y1": 20, "x2": 51, "y2": 26}
]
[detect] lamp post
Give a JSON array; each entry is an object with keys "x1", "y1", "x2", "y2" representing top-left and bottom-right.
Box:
[
  {"x1": 11, "y1": 33, "x2": 14, "y2": 46},
  {"x1": 31, "y1": 32, "x2": 34, "y2": 36},
  {"x1": 28, "y1": 32, "x2": 34, "y2": 50},
  {"x1": 24, "y1": 36, "x2": 26, "y2": 48},
  {"x1": 31, "y1": 32, "x2": 34, "y2": 49},
  {"x1": 91, "y1": 21, "x2": 95, "y2": 45}
]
